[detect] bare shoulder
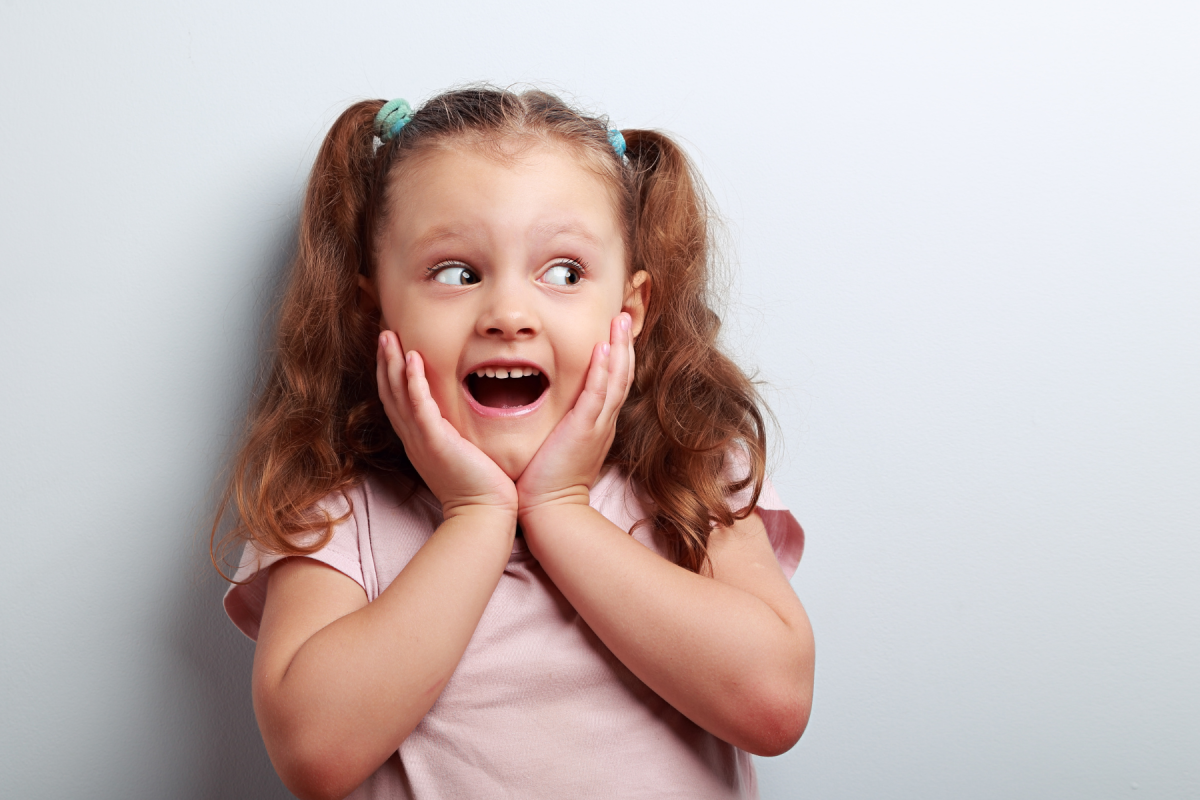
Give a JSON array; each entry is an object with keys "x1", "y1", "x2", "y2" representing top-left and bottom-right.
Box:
[{"x1": 706, "y1": 511, "x2": 808, "y2": 631}]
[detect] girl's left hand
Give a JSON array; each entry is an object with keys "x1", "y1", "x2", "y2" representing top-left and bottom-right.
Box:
[{"x1": 516, "y1": 312, "x2": 634, "y2": 516}]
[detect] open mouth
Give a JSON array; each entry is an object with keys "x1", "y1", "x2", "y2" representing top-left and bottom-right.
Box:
[{"x1": 465, "y1": 366, "x2": 548, "y2": 410}]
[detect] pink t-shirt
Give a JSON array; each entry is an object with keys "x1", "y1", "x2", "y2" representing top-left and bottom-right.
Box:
[{"x1": 225, "y1": 465, "x2": 804, "y2": 799}]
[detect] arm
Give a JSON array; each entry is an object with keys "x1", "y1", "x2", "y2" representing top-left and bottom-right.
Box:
[
  {"x1": 517, "y1": 313, "x2": 813, "y2": 756},
  {"x1": 253, "y1": 508, "x2": 515, "y2": 800},
  {"x1": 519, "y1": 505, "x2": 813, "y2": 757},
  {"x1": 252, "y1": 334, "x2": 518, "y2": 800}
]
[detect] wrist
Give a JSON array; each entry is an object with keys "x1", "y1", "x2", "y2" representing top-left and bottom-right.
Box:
[
  {"x1": 517, "y1": 483, "x2": 590, "y2": 516},
  {"x1": 443, "y1": 502, "x2": 519, "y2": 533},
  {"x1": 518, "y1": 499, "x2": 593, "y2": 537}
]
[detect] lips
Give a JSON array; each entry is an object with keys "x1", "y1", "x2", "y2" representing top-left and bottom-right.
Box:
[{"x1": 463, "y1": 361, "x2": 549, "y2": 411}]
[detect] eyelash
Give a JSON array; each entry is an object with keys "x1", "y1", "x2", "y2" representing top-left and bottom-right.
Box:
[{"x1": 427, "y1": 260, "x2": 469, "y2": 278}]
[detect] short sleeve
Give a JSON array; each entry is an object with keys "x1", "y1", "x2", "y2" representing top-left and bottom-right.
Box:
[
  {"x1": 222, "y1": 487, "x2": 368, "y2": 641},
  {"x1": 723, "y1": 452, "x2": 806, "y2": 580},
  {"x1": 754, "y1": 477, "x2": 805, "y2": 580}
]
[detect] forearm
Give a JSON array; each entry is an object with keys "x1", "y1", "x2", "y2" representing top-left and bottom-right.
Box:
[
  {"x1": 520, "y1": 504, "x2": 813, "y2": 756},
  {"x1": 255, "y1": 508, "x2": 516, "y2": 799}
]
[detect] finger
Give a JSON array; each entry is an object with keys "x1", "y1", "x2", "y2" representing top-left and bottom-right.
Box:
[
  {"x1": 382, "y1": 332, "x2": 421, "y2": 442},
  {"x1": 626, "y1": 312, "x2": 637, "y2": 393},
  {"x1": 376, "y1": 332, "x2": 399, "y2": 417},
  {"x1": 402, "y1": 350, "x2": 446, "y2": 433},
  {"x1": 601, "y1": 313, "x2": 633, "y2": 420},
  {"x1": 574, "y1": 340, "x2": 610, "y2": 426},
  {"x1": 384, "y1": 332, "x2": 414, "y2": 411}
]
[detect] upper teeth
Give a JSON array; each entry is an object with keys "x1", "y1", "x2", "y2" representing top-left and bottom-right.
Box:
[{"x1": 474, "y1": 367, "x2": 541, "y2": 379}]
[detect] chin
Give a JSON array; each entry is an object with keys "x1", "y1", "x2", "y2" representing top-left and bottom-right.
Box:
[{"x1": 488, "y1": 445, "x2": 535, "y2": 482}]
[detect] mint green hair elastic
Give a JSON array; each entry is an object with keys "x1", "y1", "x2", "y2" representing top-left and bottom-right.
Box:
[
  {"x1": 607, "y1": 128, "x2": 626, "y2": 158},
  {"x1": 376, "y1": 96, "x2": 625, "y2": 158},
  {"x1": 375, "y1": 98, "x2": 413, "y2": 142}
]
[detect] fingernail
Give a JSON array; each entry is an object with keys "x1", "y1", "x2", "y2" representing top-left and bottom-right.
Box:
[
  {"x1": 601, "y1": 342, "x2": 610, "y2": 357},
  {"x1": 379, "y1": 332, "x2": 388, "y2": 349},
  {"x1": 622, "y1": 314, "x2": 632, "y2": 331}
]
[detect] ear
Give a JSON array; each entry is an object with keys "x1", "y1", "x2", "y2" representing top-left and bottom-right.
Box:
[
  {"x1": 622, "y1": 270, "x2": 651, "y2": 339},
  {"x1": 357, "y1": 274, "x2": 380, "y2": 315}
]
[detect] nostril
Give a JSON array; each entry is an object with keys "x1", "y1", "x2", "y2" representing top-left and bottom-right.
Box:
[{"x1": 486, "y1": 326, "x2": 536, "y2": 337}]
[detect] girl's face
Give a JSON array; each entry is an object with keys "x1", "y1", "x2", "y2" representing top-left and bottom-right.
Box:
[{"x1": 363, "y1": 140, "x2": 648, "y2": 479}]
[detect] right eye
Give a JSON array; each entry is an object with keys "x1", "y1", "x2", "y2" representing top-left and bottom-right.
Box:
[{"x1": 433, "y1": 264, "x2": 480, "y2": 285}]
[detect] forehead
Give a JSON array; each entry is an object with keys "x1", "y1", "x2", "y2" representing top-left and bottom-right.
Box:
[{"x1": 383, "y1": 140, "x2": 624, "y2": 255}]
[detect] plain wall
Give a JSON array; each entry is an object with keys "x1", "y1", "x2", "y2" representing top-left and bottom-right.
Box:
[{"x1": 1, "y1": 1, "x2": 1197, "y2": 797}]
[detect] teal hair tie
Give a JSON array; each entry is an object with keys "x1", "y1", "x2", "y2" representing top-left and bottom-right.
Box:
[
  {"x1": 375, "y1": 98, "x2": 413, "y2": 142},
  {"x1": 607, "y1": 128, "x2": 626, "y2": 158}
]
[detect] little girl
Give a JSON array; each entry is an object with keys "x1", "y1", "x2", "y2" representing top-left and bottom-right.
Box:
[{"x1": 216, "y1": 87, "x2": 813, "y2": 800}]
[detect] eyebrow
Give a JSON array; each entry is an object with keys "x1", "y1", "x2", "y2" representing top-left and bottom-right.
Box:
[
  {"x1": 531, "y1": 222, "x2": 604, "y2": 250},
  {"x1": 409, "y1": 228, "x2": 475, "y2": 252},
  {"x1": 409, "y1": 222, "x2": 606, "y2": 253}
]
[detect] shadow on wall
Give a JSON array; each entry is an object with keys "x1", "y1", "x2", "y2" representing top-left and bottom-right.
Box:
[
  {"x1": 165, "y1": 209, "x2": 300, "y2": 799},
  {"x1": 169, "y1": 563, "x2": 294, "y2": 799}
]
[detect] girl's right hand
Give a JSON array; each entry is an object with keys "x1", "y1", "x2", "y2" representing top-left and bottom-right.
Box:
[{"x1": 376, "y1": 331, "x2": 518, "y2": 520}]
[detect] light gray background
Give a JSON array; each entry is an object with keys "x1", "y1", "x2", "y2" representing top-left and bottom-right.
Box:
[{"x1": 2, "y1": 1, "x2": 1197, "y2": 798}]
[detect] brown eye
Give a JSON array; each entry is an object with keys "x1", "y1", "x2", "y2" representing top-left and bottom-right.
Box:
[
  {"x1": 543, "y1": 263, "x2": 582, "y2": 286},
  {"x1": 434, "y1": 264, "x2": 480, "y2": 285}
]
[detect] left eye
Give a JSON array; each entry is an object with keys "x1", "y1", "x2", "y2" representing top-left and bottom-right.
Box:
[
  {"x1": 542, "y1": 263, "x2": 582, "y2": 286},
  {"x1": 433, "y1": 265, "x2": 480, "y2": 285}
]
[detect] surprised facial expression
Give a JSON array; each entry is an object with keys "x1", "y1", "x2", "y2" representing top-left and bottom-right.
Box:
[{"x1": 365, "y1": 141, "x2": 646, "y2": 480}]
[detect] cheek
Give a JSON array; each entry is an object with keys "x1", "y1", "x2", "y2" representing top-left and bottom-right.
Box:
[
  {"x1": 391, "y1": 315, "x2": 463, "y2": 400},
  {"x1": 556, "y1": 318, "x2": 612, "y2": 387}
]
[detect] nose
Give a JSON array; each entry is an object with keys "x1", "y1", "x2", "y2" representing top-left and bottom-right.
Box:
[{"x1": 476, "y1": 275, "x2": 540, "y2": 340}]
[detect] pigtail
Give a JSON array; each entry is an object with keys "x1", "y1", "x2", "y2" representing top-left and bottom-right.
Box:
[
  {"x1": 612, "y1": 130, "x2": 768, "y2": 575},
  {"x1": 213, "y1": 100, "x2": 404, "y2": 575},
  {"x1": 212, "y1": 87, "x2": 771, "y2": 579}
]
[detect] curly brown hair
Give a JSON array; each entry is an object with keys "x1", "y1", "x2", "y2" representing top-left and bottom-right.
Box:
[{"x1": 212, "y1": 87, "x2": 767, "y2": 576}]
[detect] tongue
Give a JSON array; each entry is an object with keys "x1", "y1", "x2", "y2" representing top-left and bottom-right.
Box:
[{"x1": 471, "y1": 375, "x2": 542, "y2": 409}]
